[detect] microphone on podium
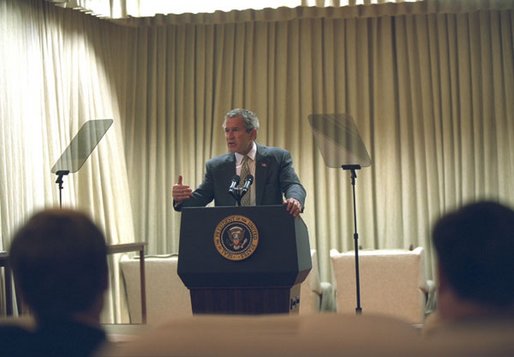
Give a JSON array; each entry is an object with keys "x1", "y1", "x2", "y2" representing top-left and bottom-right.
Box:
[
  {"x1": 241, "y1": 174, "x2": 254, "y2": 194},
  {"x1": 228, "y1": 175, "x2": 240, "y2": 193},
  {"x1": 228, "y1": 175, "x2": 241, "y2": 203}
]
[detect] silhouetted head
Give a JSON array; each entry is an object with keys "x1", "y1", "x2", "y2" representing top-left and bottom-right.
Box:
[
  {"x1": 9, "y1": 208, "x2": 108, "y2": 321},
  {"x1": 432, "y1": 201, "x2": 514, "y2": 314}
]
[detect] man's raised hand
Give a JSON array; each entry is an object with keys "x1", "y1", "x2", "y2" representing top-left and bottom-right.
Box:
[{"x1": 172, "y1": 175, "x2": 192, "y2": 203}]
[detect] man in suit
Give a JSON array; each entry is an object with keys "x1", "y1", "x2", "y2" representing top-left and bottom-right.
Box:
[{"x1": 172, "y1": 108, "x2": 306, "y2": 216}]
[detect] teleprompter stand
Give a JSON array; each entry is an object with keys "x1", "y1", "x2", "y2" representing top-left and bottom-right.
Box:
[
  {"x1": 51, "y1": 119, "x2": 113, "y2": 208},
  {"x1": 308, "y1": 113, "x2": 372, "y2": 315}
]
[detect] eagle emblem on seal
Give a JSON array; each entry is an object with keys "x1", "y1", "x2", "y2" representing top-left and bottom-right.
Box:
[{"x1": 214, "y1": 215, "x2": 259, "y2": 261}]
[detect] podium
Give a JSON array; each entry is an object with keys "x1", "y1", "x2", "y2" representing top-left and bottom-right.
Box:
[{"x1": 178, "y1": 205, "x2": 311, "y2": 315}]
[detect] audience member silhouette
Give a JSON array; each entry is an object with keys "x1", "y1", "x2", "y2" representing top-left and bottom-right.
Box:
[
  {"x1": 423, "y1": 200, "x2": 514, "y2": 355},
  {"x1": 431, "y1": 200, "x2": 514, "y2": 321},
  {"x1": 1, "y1": 208, "x2": 109, "y2": 357}
]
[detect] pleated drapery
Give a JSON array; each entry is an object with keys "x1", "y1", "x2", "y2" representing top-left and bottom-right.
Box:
[{"x1": 2, "y1": 0, "x2": 513, "y2": 320}]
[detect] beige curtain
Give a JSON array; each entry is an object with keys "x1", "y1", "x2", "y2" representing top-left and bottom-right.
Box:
[
  {"x1": 117, "y1": 6, "x2": 514, "y2": 283},
  {"x1": 1, "y1": 0, "x2": 513, "y2": 319},
  {"x1": 0, "y1": 0, "x2": 135, "y2": 321}
]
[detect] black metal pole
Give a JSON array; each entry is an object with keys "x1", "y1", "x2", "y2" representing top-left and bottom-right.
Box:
[{"x1": 342, "y1": 165, "x2": 362, "y2": 315}]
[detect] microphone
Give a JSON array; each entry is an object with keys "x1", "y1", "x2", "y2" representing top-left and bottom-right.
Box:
[
  {"x1": 228, "y1": 175, "x2": 240, "y2": 193},
  {"x1": 241, "y1": 174, "x2": 254, "y2": 194}
]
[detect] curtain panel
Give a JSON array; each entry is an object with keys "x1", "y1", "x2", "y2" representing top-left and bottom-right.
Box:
[
  {"x1": 2, "y1": 0, "x2": 514, "y2": 319},
  {"x1": 116, "y1": 9, "x2": 513, "y2": 284},
  {"x1": 0, "y1": 0, "x2": 135, "y2": 321}
]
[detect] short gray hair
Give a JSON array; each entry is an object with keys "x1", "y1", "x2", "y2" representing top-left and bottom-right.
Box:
[{"x1": 223, "y1": 108, "x2": 260, "y2": 131}]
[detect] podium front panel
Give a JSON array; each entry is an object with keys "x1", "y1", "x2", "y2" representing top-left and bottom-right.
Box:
[{"x1": 178, "y1": 205, "x2": 311, "y2": 288}]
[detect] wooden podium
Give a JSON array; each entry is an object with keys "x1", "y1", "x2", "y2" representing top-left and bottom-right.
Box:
[{"x1": 178, "y1": 205, "x2": 311, "y2": 315}]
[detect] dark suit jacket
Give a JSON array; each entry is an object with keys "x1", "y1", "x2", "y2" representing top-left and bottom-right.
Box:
[{"x1": 175, "y1": 144, "x2": 306, "y2": 210}]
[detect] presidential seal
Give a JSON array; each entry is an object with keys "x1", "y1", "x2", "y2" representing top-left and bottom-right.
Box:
[{"x1": 213, "y1": 215, "x2": 259, "y2": 261}]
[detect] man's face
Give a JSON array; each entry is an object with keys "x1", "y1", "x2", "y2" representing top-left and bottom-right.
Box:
[{"x1": 224, "y1": 116, "x2": 256, "y2": 155}]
